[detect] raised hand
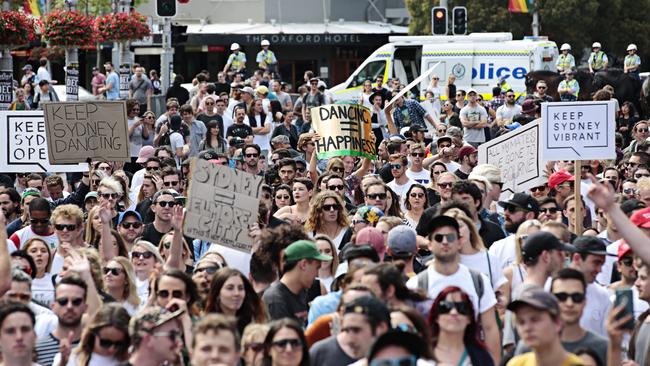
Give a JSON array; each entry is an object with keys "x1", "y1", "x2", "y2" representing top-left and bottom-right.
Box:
[
  {"x1": 586, "y1": 173, "x2": 617, "y2": 210},
  {"x1": 98, "y1": 201, "x2": 113, "y2": 224},
  {"x1": 170, "y1": 203, "x2": 184, "y2": 231}
]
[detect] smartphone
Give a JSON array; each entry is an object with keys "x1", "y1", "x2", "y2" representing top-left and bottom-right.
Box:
[{"x1": 615, "y1": 288, "x2": 635, "y2": 330}]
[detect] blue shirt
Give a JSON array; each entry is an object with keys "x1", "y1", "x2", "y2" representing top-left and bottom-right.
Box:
[
  {"x1": 392, "y1": 99, "x2": 428, "y2": 130},
  {"x1": 106, "y1": 71, "x2": 120, "y2": 100},
  {"x1": 307, "y1": 290, "x2": 341, "y2": 326}
]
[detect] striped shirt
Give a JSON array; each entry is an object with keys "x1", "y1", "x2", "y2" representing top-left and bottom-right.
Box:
[{"x1": 35, "y1": 333, "x2": 80, "y2": 366}]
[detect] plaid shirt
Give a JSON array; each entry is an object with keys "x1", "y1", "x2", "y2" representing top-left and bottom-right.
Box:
[{"x1": 392, "y1": 99, "x2": 428, "y2": 130}]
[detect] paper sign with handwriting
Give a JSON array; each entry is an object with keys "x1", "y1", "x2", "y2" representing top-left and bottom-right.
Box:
[
  {"x1": 43, "y1": 101, "x2": 130, "y2": 164},
  {"x1": 184, "y1": 159, "x2": 264, "y2": 253},
  {"x1": 311, "y1": 103, "x2": 376, "y2": 160}
]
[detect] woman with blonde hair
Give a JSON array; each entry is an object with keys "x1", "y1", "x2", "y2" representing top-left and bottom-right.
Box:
[
  {"x1": 130, "y1": 240, "x2": 164, "y2": 305},
  {"x1": 103, "y1": 256, "x2": 140, "y2": 315},
  {"x1": 158, "y1": 230, "x2": 194, "y2": 273},
  {"x1": 304, "y1": 191, "x2": 350, "y2": 248},
  {"x1": 85, "y1": 206, "x2": 102, "y2": 247}
]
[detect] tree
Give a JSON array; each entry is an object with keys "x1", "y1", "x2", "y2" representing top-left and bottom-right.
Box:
[{"x1": 405, "y1": 0, "x2": 432, "y2": 35}]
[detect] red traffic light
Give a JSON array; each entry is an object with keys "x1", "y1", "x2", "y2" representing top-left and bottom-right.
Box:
[
  {"x1": 178, "y1": 0, "x2": 189, "y2": 4},
  {"x1": 435, "y1": 10, "x2": 445, "y2": 19}
]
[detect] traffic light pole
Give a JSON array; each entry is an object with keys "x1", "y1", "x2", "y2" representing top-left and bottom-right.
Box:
[
  {"x1": 65, "y1": 0, "x2": 79, "y2": 101},
  {"x1": 160, "y1": 17, "x2": 173, "y2": 93},
  {"x1": 118, "y1": 0, "x2": 133, "y2": 99}
]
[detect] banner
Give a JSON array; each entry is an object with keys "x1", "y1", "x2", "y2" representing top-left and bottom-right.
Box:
[
  {"x1": 119, "y1": 63, "x2": 130, "y2": 100},
  {"x1": 43, "y1": 101, "x2": 130, "y2": 164},
  {"x1": 311, "y1": 103, "x2": 376, "y2": 160},
  {"x1": 0, "y1": 111, "x2": 88, "y2": 172},
  {"x1": 184, "y1": 159, "x2": 264, "y2": 253},
  {"x1": 0, "y1": 70, "x2": 12, "y2": 110},
  {"x1": 65, "y1": 63, "x2": 79, "y2": 102},
  {"x1": 478, "y1": 119, "x2": 543, "y2": 198}
]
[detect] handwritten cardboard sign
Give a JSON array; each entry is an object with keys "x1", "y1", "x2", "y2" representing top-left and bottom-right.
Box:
[
  {"x1": 0, "y1": 111, "x2": 88, "y2": 172},
  {"x1": 184, "y1": 159, "x2": 264, "y2": 253},
  {"x1": 478, "y1": 119, "x2": 543, "y2": 198},
  {"x1": 311, "y1": 103, "x2": 376, "y2": 160},
  {"x1": 542, "y1": 101, "x2": 616, "y2": 160},
  {"x1": 43, "y1": 101, "x2": 130, "y2": 164}
]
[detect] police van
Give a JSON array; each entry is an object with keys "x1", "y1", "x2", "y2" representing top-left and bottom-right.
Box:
[{"x1": 329, "y1": 32, "x2": 558, "y2": 101}]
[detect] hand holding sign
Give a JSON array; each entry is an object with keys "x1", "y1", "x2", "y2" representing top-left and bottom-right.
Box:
[{"x1": 311, "y1": 104, "x2": 376, "y2": 160}]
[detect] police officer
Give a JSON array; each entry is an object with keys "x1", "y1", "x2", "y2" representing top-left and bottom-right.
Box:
[
  {"x1": 556, "y1": 43, "x2": 575, "y2": 74},
  {"x1": 624, "y1": 43, "x2": 641, "y2": 81},
  {"x1": 256, "y1": 39, "x2": 278, "y2": 75},
  {"x1": 588, "y1": 42, "x2": 608, "y2": 73},
  {"x1": 497, "y1": 76, "x2": 511, "y2": 95},
  {"x1": 558, "y1": 69, "x2": 579, "y2": 101},
  {"x1": 223, "y1": 43, "x2": 247, "y2": 77}
]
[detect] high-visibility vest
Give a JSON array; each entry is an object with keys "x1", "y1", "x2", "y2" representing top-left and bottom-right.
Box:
[
  {"x1": 561, "y1": 79, "x2": 579, "y2": 97},
  {"x1": 557, "y1": 54, "x2": 574, "y2": 69},
  {"x1": 230, "y1": 53, "x2": 245, "y2": 70},
  {"x1": 591, "y1": 51, "x2": 606, "y2": 69},
  {"x1": 625, "y1": 54, "x2": 641, "y2": 68}
]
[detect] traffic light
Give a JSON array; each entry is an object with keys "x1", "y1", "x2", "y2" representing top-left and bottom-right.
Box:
[
  {"x1": 156, "y1": 0, "x2": 176, "y2": 17},
  {"x1": 432, "y1": 7, "x2": 448, "y2": 35},
  {"x1": 452, "y1": 6, "x2": 467, "y2": 35}
]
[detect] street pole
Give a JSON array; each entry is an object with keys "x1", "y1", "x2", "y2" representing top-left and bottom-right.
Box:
[
  {"x1": 532, "y1": 10, "x2": 539, "y2": 36},
  {"x1": 160, "y1": 18, "x2": 173, "y2": 93},
  {"x1": 0, "y1": 48, "x2": 13, "y2": 110},
  {"x1": 118, "y1": 0, "x2": 133, "y2": 99},
  {"x1": 65, "y1": 0, "x2": 79, "y2": 101}
]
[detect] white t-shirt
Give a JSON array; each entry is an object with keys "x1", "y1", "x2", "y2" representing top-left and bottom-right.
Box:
[
  {"x1": 51, "y1": 252, "x2": 64, "y2": 275},
  {"x1": 460, "y1": 250, "x2": 508, "y2": 290},
  {"x1": 406, "y1": 168, "x2": 431, "y2": 186},
  {"x1": 406, "y1": 263, "x2": 497, "y2": 317},
  {"x1": 252, "y1": 114, "x2": 272, "y2": 152},
  {"x1": 488, "y1": 235, "x2": 517, "y2": 271},
  {"x1": 31, "y1": 274, "x2": 55, "y2": 307},
  {"x1": 495, "y1": 104, "x2": 522, "y2": 124},
  {"x1": 581, "y1": 282, "x2": 612, "y2": 337},
  {"x1": 387, "y1": 178, "x2": 415, "y2": 201},
  {"x1": 56, "y1": 351, "x2": 120, "y2": 366},
  {"x1": 9, "y1": 226, "x2": 59, "y2": 251},
  {"x1": 207, "y1": 243, "x2": 251, "y2": 277},
  {"x1": 128, "y1": 118, "x2": 143, "y2": 157},
  {"x1": 597, "y1": 237, "x2": 620, "y2": 286},
  {"x1": 444, "y1": 161, "x2": 461, "y2": 173},
  {"x1": 170, "y1": 131, "x2": 184, "y2": 168},
  {"x1": 135, "y1": 277, "x2": 150, "y2": 308}
]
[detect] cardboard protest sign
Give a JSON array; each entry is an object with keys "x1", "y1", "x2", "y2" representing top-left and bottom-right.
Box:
[
  {"x1": 542, "y1": 101, "x2": 616, "y2": 161},
  {"x1": 43, "y1": 101, "x2": 130, "y2": 164},
  {"x1": 478, "y1": 119, "x2": 543, "y2": 199},
  {"x1": 311, "y1": 103, "x2": 376, "y2": 160},
  {"x1": 0, "y1": 111, "x2": 88, "y2": 172},
  {"x1": 0, "y1": 70, "x2": 12, "y2": 110},
  {"x1": 184, "y1": 159, "x2": 264, "y2": 253}
]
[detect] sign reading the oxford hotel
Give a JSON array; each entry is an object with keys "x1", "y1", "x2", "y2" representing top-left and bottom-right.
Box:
[{"x1": 243, "y1": 34, "x2": 367, "y2": 45}]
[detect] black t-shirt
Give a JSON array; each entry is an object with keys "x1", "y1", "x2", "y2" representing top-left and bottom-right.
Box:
[
  {"x1": 196, "y1": 113, "x2": 224, "y2": 137},
  {"x1": 310, "y1": 336, "x2": 358, "y2": 366},
  {"x1": 214, "y1": 82, "x2": 231, "y2": 96},
  {"x1": 262, "y1": 281, "x2": 309, "y2": 325},
  {"x1": 227, "y1": 123, "x2": 253, "y2": 139},
  {"x1": 141, "y1": 222, "x2": 166, "y2": 247},
  {"x1": 455, "y1": 169, "x2": 469, "y2": 180}
]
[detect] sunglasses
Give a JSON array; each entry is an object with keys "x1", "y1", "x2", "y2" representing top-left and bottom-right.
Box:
[
  {"x1": 121, "y1": 221, "x2": 143, "y2": 229},
  {"x1": 438, "y1": 300, "x2": 471, "y2": 315},
  {"x1": 390, "y1": 164, "x2": 402, "y2": 170},
  {"x1": 157, "y1": 289, "x2": 185, "y2": 299},
  {"x1": 328, "y1": 185, "x2": 346, "y2": 191},
  {"x1": 103, "y1": 267, "x2": 123, "y2": 276},
  {"x1": 411, "y1": 152, "x2": 425, "y2": 158},
  {"x1": 553, "y1": 292, "x2": 585, "y2": 303},
  {"x1": 163, "y1": 181, "x2": 179, "y2": 187},
  {"x1": 245, "y1": 153, "x2": 259, "y2": 158},
  {"x1": 275, "y1": 194, "x2": 291, "y2": 200},
  {"x1": 56, "y1": 297, "x2": 84, "y2": 307},
  {"x1": 637, "y1": 129, "x2": 649, "y2": 133},
  {"x1": 245, "y1": 342, "x2": 264, "y2": 352},
  {"x1": 540, "y1": 207, "x2": 558, "y2": 214},
  {"x1": 624, "y1": 188, "x2": 636, "y2": 194},
  {"x1": 52, "y1": 221, "x2": 79, "y2": 232},
  {"x1": 97, "y1": 336, "x2": 125, "y2": 349},
  {"x1": 409, "y1": 192, "x2": 425, "y2": 198},
  {"x1": 322, "y1": 204, "x2": 340, "y2": 211},
  {"x1": 194, "y1": 266, "x2": 220, "y2": 274},
  {"x1": 370, "y1": 355, "x2": 417, "y2": 366},
  {"x1": 538, "y1": 86, "x2": 547, "y2": 89},
  {"x1": 205, "y1": 102, "x2": 215, "y2": 106},
  {"x1": 438, "y1": 182, "x2": 453, "y2": 189},
  {"x1": 145, "y1": 166, "x2": 160, "y2": 171},
  {"x1": 30, "y1": 218, "x2": 49, "y2": 225},
  {"x1": 99, "y1": 192, "x2": 120, "y2": 200},
  {"x1": 504, "y1": 205, "x2": 526, "y2": 213},
  {"x1": 432, "y1": 233, "x2": 457, "y2": 242},
  {"x1": 331, "y1": 167, "x2": 345, "y2": 173},
  {"x1": 529, "y1": 186, "x2": 546, "y2": 193},
  {"x1": 7, "y1": 293, "x2": 30, "y2": 302},
  {"x1": 272, "y1": 338, "x2": 302, "y2": 350},
  {"x1": 366, "y1": 193, "x2": 387, "y2": 200},
  {"x1": 131, "y1": 251, "x2": 154, "y2": 259},
  {"x1": 156, "y1": 200, "x2": 176, "y2": 208},
  {"x1": 437, "y1": 129, "x2": 447, "y2": 133}
]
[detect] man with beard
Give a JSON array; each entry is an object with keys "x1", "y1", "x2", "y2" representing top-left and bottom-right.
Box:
[
  {"x1": 243, "y1": 144, "x2": 262, "y2": 175},
  {"x1": 407, "y1": 215, "x2": 501, "y2": 363},
  {"x1": 489, "y1": 193, "x2": 539, "y2": 270},
  {"x1": 495, "y1": 90, "x2": 522, "y2": 127},
  {"x1": 117, "y1": 210, "x2": 144, "y2": 252},
  {"x1": 0, "y1": 188, "x2": 21, "y2": 223},
  {"x1": 454, "y1": 145, "x2": 478, "y2": 180}
]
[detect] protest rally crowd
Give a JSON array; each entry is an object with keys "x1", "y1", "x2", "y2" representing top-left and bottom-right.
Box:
[{"x1": 2, "y1": 38, "x2": 650, "y2": 366}]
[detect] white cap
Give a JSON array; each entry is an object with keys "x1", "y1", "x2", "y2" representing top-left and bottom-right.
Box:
[
  {"x1": 560, "y1": 43, "x2": 571, "y2": 51},
  {"x1": 628, "y1": 43, "x2": 637, "y2": 51},
  {"x1": 592, "y1": 42, "x2": 601, "y2": 48},
  {"x1": 261, "y1": 39, "x2": 270, "y2": 46},
  {"x1": 230, "y1": 43, "x2": 240, "y2": 51},
  {"x1": 467, "y1": 88, "x2": 478, "y2": 95}
]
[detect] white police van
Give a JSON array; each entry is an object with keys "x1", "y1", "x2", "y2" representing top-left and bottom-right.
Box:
[{"x1": 329, "y1": 32, "x2": 558, "y2": 101}]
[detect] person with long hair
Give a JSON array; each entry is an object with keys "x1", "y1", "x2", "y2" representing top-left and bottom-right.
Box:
[
  {"x1": 359, "y1": 79, "x2": 374, "y2": 109},
  {"x1": 426, "y1": 161, "x2": 448, "y2": 205},
  {"x1": 65, "y1": 303, "x2": 131, "y2": 366},
  {"x1": 313, "y1": 235, "x2": 338, "y2": 293},
  {"x1": 274, "y1": 178, "x2": 314, "y2": 225},
  {"x1": 130, "y1": 240, "x2": 164, "y2": 306},
  {"x1": 103, "y1": 257, "x2": 140, "y2": 315},
  {"x1": 204, "y1": 268, "x2": 267, "y2": 334},
  {"x1": 262, "y1": 318, "x2": 309, "y2": 366},
  {"x1": 389, "y1": 306, "x2": 435, "y2": 360},
  {"x1": 199, "y1": 119, "x2": 228, "y2": 154},
  {"x1": 272, "y1": 184, "x2": 294, "y2": 215},
  {"x1": 429, "y1": 286, "x2": 494, "y2": 366},
  {"x1": 158, "y1": 231, "x2": 194, "y2": 273},
  {"x1": 242, "y1": 323, "x2": 270, "y2": 366},
  {"x1": 384, "y1": 186, "x2": 403, "y2": 218},
  {"x1": 85, "y1": 206, "x2": 102, "y2": 248},
  {"x1": 24, "y1": 237, "x2": 54, "y2": 306},
  {"x1": 305, "y1": 191, "x2": 350, "y2": 248},
  {"x1": 502, "y1": 219, "x2": 542, "y2": 303},
  {"x1": 404, "y1": 184, "x2": 429, "y2": 228}
]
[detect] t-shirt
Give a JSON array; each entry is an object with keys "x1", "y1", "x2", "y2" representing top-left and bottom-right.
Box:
[
  {"x1": 141, "y1": 223, "x2": 166, "y2": 247},
  {"x1": 507, "y1": 352, "x2": 584, "y2": 366},
  {"x1": 581, "y1": 283, "x2": 611, "y2": 337},
  {"x1": 488, "y1": 235, "x2": 517, "y2": 271},
  {"x1": 128, "y1": 118, "x2": 143, "y2": 157},
  {"x1": 496, "y1": 104, "x2": 522, "y2": 124},
  {"x1": 444, "y1": 160, "x2": 461, "y2": 173},
  {"x1": 129, "y1": 78, "x2": 152, "y2": 105},
  {"x1": 169, "y1": 131, "x2": 185, "y2": 167},
  {"x1": 59, "y1": 351, "x2": 120, "y2": 366},
  {"x1": 514, "y1": 330, "x2": 607, "y2": 366},
  {"x1": 460, "y1": 250, "x2": 508, "y2": 291},
  {"x1": 262, "y1": 281, "x2": 309, "y2": 325},
  {"x1": 406, "y1": 168, "x2": 431, "y2": 185},
  {"x1": 309, "y1": 336, "x2": 358, "y2": 366},
  {"x1": 227, "y1": 123, "x2": 253, "y2": 139},
  {"x1": 32, "y1": 274, "x2": 55, "y2": 307},
  {"x1": 105, "y1": 72, "x2": 120, "y2": 100},
  {"x1": 9, "y1": 226, "x2": 58, "y2": 250},
  {"x1": 459, "y1": 104, "x2": 488, "y2": 143},
  {"x1": 36, "y1": 333, "x2": 80, "y2": 366},
  {"x1": 387, "y1": 178, "x2": 415, "y2": 205},
  {"x1": 635, "y1": 322, "x2": 650, "y2": 366}
]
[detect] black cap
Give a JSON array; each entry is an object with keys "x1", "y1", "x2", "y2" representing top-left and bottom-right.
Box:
[
  {"x1": 507, "y1": 286, "x2": 560, "y2": 316},
  {"x1": 498, "y1": 192, "x2": 539, "y2": 215},
  {"x1": 420, "y1": 215, "x2": 460, "y2": 238},
  {"x1": 343, "y1": 296, "x2": 390, "y2": 326},
  {"x1": 341, "y1": 244, "x2": 380, "y2": 263},
  {"x1": 409, "y1": 125, "x2": 427, "y2": 132},
  {"x1": 521, "y1": 231, "x2": 575, "y2": 262},
  {"x1": 621, "y1": 199, "x2": 646, "y2": 216},
  {"x1": 368, "y1": 330, "x2": 426, "y2": 362},
  {"x1": 436, "y1": 136, "x2": 452, "y2": 146},
  {"x1": 572, "y1": 236, "x2": 608, "y2": 256}
]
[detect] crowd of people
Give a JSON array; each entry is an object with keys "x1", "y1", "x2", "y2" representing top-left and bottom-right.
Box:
[{"x1": 2, "y1": 51, "x2": 650, "y2": 366}]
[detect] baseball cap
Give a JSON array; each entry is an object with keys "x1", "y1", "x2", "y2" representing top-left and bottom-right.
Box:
[
  {"x1": 284, "y1": 240, "x2": 332, "y2": 263},
  {"x1": 437, "y1": 136, "x2": 452, "y2": 146},
  {"x1": 621, "y1": 199, "x2": 646, "y2": 216},
  {"x1": 548, "y1": 170, "x2": 574, "y2": 190},
  {"x1": 498, "y1": 192, "x2": 539, "y2": 215},
  {"x1": 420, "y1": 215, "x2": 460, "y2": 238},
  {"x1": 521, "y1": 231, "x2": 575, "y2": 262},
  {"x1": 467, "y1": 88, "x2": 478, "y2": 95},
  {"x1": 118, "y1": 210, "x2": 142, "y2": 225},
  {"x1": 136, "y1": 145, "x2": 155, "y2": 163},
  {"x1": 521, "y1": 99, "x2": 538, "y2": 114},
  {"x1": 343, "y1": 296, "x2": 390, "y2": 326},
  {"x1": 355, "y1": 227, "x2": 386, "y2": 259},
  {"x1": 387, "y1": 225, "x2": 417, "y2": 256},
  {"x1": 84, "y1": 191, "x2": 97, "y2": 202},
  {"x1": 255, "y1": 85, "x2": 268, "y2": 95},
  {"x1": 129, "y1": 307, "x2": 184, "y2": 339},
  {"x1": 341, "y1": 243, "x2": 381, "y2": 263},
  {"x1": 409, "y1": 125, "x2": 427, "y2": 133},
  {"x1": 241, "y1": 86, "x2": 254, "y2": 95},
  {"x1": 22, "y1": 64, "x2": 32, "y2": 71},
  {"x1": 618, "y1": 241, "x2": 633, "y2": 259},
  {"x1": 631, "y1": 207, "x2": 650, "y2": 228},
  {"x1": 368, "y1": 330, "x2": 427, "y2": 362},
  {"x1": 507, "y1": 286, "x2": 560, "y2": 317},
  {"x1": 388, "y1": 134, "x2": 406, "y2": 143},
  {"x1": 572, "y1": 236, "x2": 608, "y2": 256},
  {"x1": 457, "y1": 145, "x2": 477, "y2": 160}
]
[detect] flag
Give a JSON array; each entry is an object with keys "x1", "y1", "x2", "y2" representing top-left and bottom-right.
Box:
[
  {"x1": 24, "y1": 0, "x2": 44, "y2": 16},
  {"x1": 508, "y1": 0, "x2": 534, "y2": 13}
]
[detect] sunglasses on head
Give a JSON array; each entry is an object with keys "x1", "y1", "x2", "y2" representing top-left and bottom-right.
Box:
[
  {"x1": 103, "y1": 267, "x2": 123, "y2": 276},
  {"x1": 553, "y1": 292, "x2": 585, "y2": 303},
  {"x1": 131, "y1": 251, "x2": 154, "y2": 259},
  {"x1": 54, "y1": 224, "x2": 77, "y2": 232},
  {"x1": 437, "y1": 300, "x2": 471, "y2": 315},
  {"x1": 157, "y1": 289, "x2": 184, "y2": 299},
  {"x1": 432, "y1": 233, "x2": 457, "y2": 242},
  {"x1": 121, "y1": 221, "x2": 143, "y2": 229},
  {"x1": 322, "y1": 203, "x2": 340, "y2": 211},
  {"x1": 56, "y1": 297, "x2": 84, "y2": 307}
]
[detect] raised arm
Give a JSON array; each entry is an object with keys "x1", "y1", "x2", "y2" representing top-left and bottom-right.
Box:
[
  {"x1": 165, "y1": 204, "x2": 185, "y2": 270},
  {"x1": 98, "y1": 201, "x2": 118, "y2": 263}
]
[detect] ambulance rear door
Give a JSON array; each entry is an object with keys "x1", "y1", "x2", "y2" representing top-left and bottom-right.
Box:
[{"x1": 421, "y1": 42, "x2": 473, "y2": 100}]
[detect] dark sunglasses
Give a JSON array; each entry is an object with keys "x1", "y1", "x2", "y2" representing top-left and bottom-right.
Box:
[
  {"x1": 272, "y1": 338, "x2": 302, "y2": 350},
  {"x1": 156, "y1": 200, "x2": 176, "y2": 208},
  {"x1": 145, "y1": 166, "x2": 160, "y2": 171},
  {"x1": 121, "y1": 222, "x2": 143, "y2": 229},
  {"x1": 438, "y1": 300, "x2": 471, "y2": 315},
  {"x1": 54, "y1": 224, "x2": 77, "y2": 231},
  {"x1": 432, "y1": 233, "x2": 457, "y2": 243},
  {"x1": 56, "y1": 297, "x2": 84, "y2": 307},
  {"x1": 438, "y1": 182, "x2": 453, "y2": 189},
  {"x1": 131, "y1": 251, "x2": 154, "y2": 259},
  {"x1": 540, "y1": 207, "x2": 558, "y2": 214},
  {"x1": 163, "y1": 181, "x2": 179, "y2": 187},
  {"x1": 245, "y1": 153, "x2": 259, "y2": 158},
  {"x1": 366, "y1": 193, "x2": 387, "y2": 200},
  {"x1": 195, "y1": 266, "x2": 220, "y2": 274},
  {"x1": 30, "y1": 218, "x2": 49, "y2": 225},
  {"x1": 390, "y1": 164, "x2": 402, "y2": 170},
  {"x1": 504, "y1": 205, "x2": 525, "y2": 213},
  {"x1": 322, "y1": 204, "x2": 340, "y2": 211},
  {"x1": 370, "y1": 355, "x2": 417, "y2": 366},
  {"x1": 621, "y1": 257, "x2": 634, "y2": 267},
  {"x1": 529, "y1": 186, "x2": 546, "y2": 193},
  {"x1": 411, "y1": 152, "x2": 425, "y2": 158},
  {"x1": 103, "y1": 267, "x2": 123, "y2": 276},
  {"x1": 99, "y1": 192, "x2": 120, "y2": 200},
  {"x1": 553, "y1": 292, "x2": 585, "y2": 303},
  {"x1": 97, "y1": 336, "x2": 125, "y2": 349},
  {"x1": 409, "y1": 192, "x2": 425, "y2": 198},
  {"x1": 7, "y1": 293, "x2": 30, "y2": 302},
  {"x1": 245, "y1": 342, "x2": 264, "y2": 352},
  {"x1": 331, "y1": 167, "x2": 345, "y2": 173},
  {"x1": 157, "y1": 289, "x2": 184, "y2": 299},
  {"x1": 328, "y1": 185, "x2": 346, "y2": 191}
]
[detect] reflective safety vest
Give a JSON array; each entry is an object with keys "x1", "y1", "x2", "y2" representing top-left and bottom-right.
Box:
[
  {"x1": 591, "y1": 51, "x2": 606, "y2": 70},
  {"x1": 556, "y1": 54, "x2": 575, "y2": 70},
  {"x1": 228, "y1": 52, "x2": 246, "y2": 70},
  {"x1": 499, "y1": 81, "x2": 512, "y2": 93},
  {"x1": 625, "y1": 54, "x2": 641, "y2": 68},
  {"x1": 257, "y1": 50, "x2": 276, "y2": 65},
  {"x1": 560, "y1": 79, "x2": 579, "y2": 97}
]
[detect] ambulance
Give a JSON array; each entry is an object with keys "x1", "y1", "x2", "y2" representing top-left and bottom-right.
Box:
[{"x1": 329, "y1": 32, "x2": 558, "y2": 101}]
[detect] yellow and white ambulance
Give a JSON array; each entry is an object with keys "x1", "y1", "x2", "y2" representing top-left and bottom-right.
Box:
[{"x1": 329, "y1": 32, "x2": 558, "y2": 101}]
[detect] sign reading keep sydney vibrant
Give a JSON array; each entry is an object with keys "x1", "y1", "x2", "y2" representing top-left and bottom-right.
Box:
[{"x1": 542, "y1": 101, "x2": 616, "y2": 161}]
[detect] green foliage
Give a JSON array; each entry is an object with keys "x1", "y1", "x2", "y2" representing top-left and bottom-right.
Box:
[
  {"x1": 49, "y1": 0, "x2": 148, "y2": 16},
  {"x1": 405, "y1": 0, "x2": 431, "y2": 35}
]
